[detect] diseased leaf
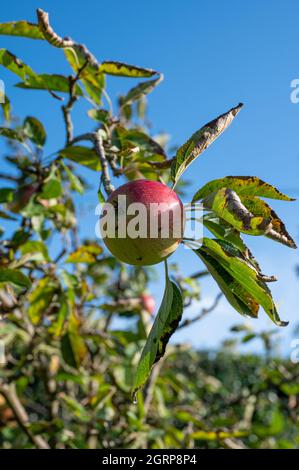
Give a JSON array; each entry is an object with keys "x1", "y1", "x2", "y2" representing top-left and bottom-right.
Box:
[
  {"x1": 122, "y1": 75, "x2": 163, "y2": 106},
  {"x1": 99, "y1": 61, "x2": 158, "y2": 78},
  {"x1": 171, "y1": 103, "x2": 243, "y2": 184},
  {"x1": 0, "y1": 268, "x2": 31, "y2": 289},
  {"x1": 240, "y1": 196, "x2": 296, "y2": 249},
  {"x1": 0, "y1": 49, "x2": 35, "y2": 80},
  {"x1": 0, "y1": 21, "x2": 44, "y2": 40},
  {"x1": 59, "y1": 146, "x2": 101, "y2": 171},
  {"x1": 194, "y1": 249, "x2": 259, "y2": 318},
  {"x1": 198, "y1": 238, "x2": 287, "y2": 326},
  {"x1": 203, "y1": 188, "x2": 271, "y2": 236},
  {"x1": 66, "y1": 244, "x2": 103, "y2": 263},
  {"x1": 193, "y1": 176, "x2": 295, "y2": 202},
  {"x1": 23, "y1": 116, "x2": 46, "y2": 147},
  {"x1": 133, "y1": 268, "x2": 183, "y2": 395}
]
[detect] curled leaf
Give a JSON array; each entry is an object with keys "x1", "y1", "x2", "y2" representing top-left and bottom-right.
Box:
[{"x1": 171, "y1": 103, "x2": 243, "y2": 184}]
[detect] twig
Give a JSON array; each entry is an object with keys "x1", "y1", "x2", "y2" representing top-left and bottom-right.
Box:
[
  {"x1": 178, "y1": 292, "x2": 222, "y2": 329},
  {"x1": 36, "y1": 9, "x2": 99, "y2": 70},
  {"x1": 94, "y1": 130, "x2": 115, "y2": 195},
  {"x1": 0, "y1": 382, "x2": 50, "y2": 449},
  {"x1": 69, "y1": 133, "x2": 95, "y2": 146}
]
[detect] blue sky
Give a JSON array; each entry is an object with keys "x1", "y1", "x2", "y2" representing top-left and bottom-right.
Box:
[{"x1": 1, "y1": 0, "x2": 298, "y2": 354}]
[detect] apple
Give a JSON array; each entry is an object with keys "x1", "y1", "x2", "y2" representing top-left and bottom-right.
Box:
[
  {"x1": 100, "y1": 179, "x2": 184, "y2": 265},
  {"x1": 141, "y1": 293, "x2": 156, "y2": 315}
]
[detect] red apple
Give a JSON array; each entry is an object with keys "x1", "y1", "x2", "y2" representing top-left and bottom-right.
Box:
[{"x1": 100, "y1": 179, "x2": 184, "y2": 265}]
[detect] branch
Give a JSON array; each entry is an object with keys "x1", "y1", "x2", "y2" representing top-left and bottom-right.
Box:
[
  {"x1": 178, "y1": 292, "x2": 222, "y2": 329},
  {"x1": 36, "y1": 9, "x2": 99, "y2": 69},
  {"x1": 94, "y1": 130, "x2": 115, "y2": 195},
  {"x1": 69, "y1": 132, "x2": 94, "y2": 145},
  {"x1": 0, "y1": 382, "x2": 50, "y2": 449}
]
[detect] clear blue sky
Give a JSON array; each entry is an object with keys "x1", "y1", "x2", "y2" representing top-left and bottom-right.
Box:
[{"x1": 1, "y1": 0, "x2": 298, "y2": 353}]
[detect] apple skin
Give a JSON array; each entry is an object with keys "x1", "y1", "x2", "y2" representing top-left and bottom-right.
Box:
[
  {"x1": 141, "y1": 294, "x2": 156, "y2": 315},
  {"x1": 101, "y1": 179, "x2": 184, "y2": 266}
]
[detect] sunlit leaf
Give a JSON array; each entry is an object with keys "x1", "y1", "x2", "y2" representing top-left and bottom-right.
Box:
[
  {"x1": 23, "y1": 116, "x2": 46, "y2": 147},
  {"x1": 0, "y1": 268, "x2": 31, "y2": 289},
  {"x1": 202, "y1": 188, "x2": 271, "y2": 236},
  {"x1": 59, "y1": 146, "x2": 101, "y2": 171},
  {"x1": 171, "y1": 103, "x2": 243, "y2": 184},
  {"x1": 66, "y1": 244, "x2": 103, "y2": 263},
  {"x1": 193, "y1": 176, "x2": 295, "y2": 202},
  {"x1": 0, "y1": 21, "x2": 44, "y2": 39},
  {"x1": 99, "y1": 61, "x2": 158, "y2": 78},
  {"x1": 197, "y1": 238, "x2": 287, "y2": 326},
  {"x1": 133, "y1": 266, "x2": 183, "y2": 395}
]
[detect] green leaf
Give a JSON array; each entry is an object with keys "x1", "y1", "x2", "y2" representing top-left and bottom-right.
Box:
[
  {"x1": 59, "y1": 146, "x2": 101, "y2": 171},
  {"x1": 87, "y1": 108, "x2": 110, "y2": 124},
  {"x1": 171, "y1": 103, "x2": 243, "y2": 184},
  {"x1": 40, "y1": 178, "x2": 62, "y2": 199},
  {"x1": 0, "y1": 268, "x2": 31, "y2": 289},
  {"x1": 202, "y1": 188, "x2": 271, "y2": 236},
  {"x1": 66, "y1": 244, "x2": 103, "y2": 263},
  {"x1": 122, "y1": 75, "x2": 163, "y2": 106},
  {"x1": 60, "y1": 161, "x2": 84, "y2": 194},
  {"x1": 64, "y1": 48, "x2": 104, "y2": 105},
  {"x1": 198, "y1": 238, "x2": 287, "y2": 326},
  {"x1": 61, "y1": 311, "x2": 88, "y2": 368},
  {"x1": 23, "y1": 116, "x2": 46, "y2": 147},
  {"x1": 28, "y1": 277, "x2": 57, "y2": 324},
  {"x1": 240, "y1": 196, "x2": 296, "y2": 248},
  {"x1": 194, "y1": 249, "x2": 260, "y2": 318},
  {"x1": 0, "y1": 127, "x2": 24, "y2": 143},
  {"x1": 16, "y1": 73, "x2": 83, "y2": 95},
  {"x1": 0, "y1": 188, "x2": 14, "y2": 203},
  {"x1": 203, "y1": 213, "x2": 247, "y2": 253},
  {"x1": 0, "y1": 49, "x2": 35, "y2": 81},
  {"x1": 20, "y1": 240, "x2": 50, "y2": 263},
  {"x1": 0, "y1": 94, "x2": 11, "y2": 121},
  {"x1": 0, "y1": 21, "x2": 44, "y2": 39},
  {"x1": 99, "y1": 61, "x2": 158, "y2": 78},
  {"x1": 133, "y1": 267, "x2": 183, "y2": 395},
  {"x1": 49, "y1": 294, "x2": 69, "y2": 337},
  {"x1": 193, "y1": 176, "x2": 295, "y2": 202},
  {"x1": 190, "y1": 430, "x2": 247, "y2": 441}
]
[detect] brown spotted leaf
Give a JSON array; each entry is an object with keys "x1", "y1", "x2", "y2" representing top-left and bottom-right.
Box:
[
  {"x1": 133, "y1": 270, "x2": 183, "y2": 395},
  {"x1": 171, "y1": 103, "x2": 243, "y2": 184},
  {"x1": 202, "y1": 188, "x2": 272, "y2": 236},
  {"x1": 194, "y1": 248, "x2": 260, "y2": 318},
  {"x1": 193, "y1": 176, "x2": 295, "y2": 202},
  {"x1": 198, "y1": 238, "x2": 288, "y2": 326},
  {"x1": 99, "y1": 61, "x2": 158, "y2": 78},
  {"x1": 241, "y1": 196, "x2": 297, "y2": 249}
]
